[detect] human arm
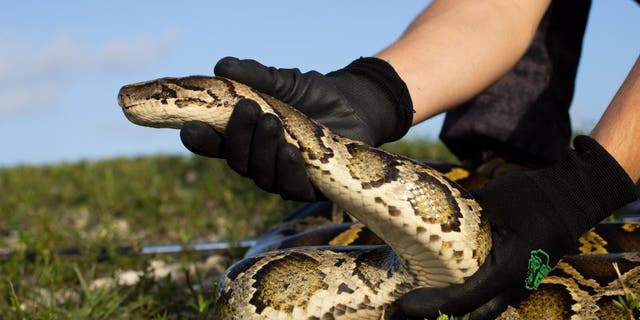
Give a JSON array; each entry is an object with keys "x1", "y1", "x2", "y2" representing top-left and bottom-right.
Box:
[
  {"x1": 395, "y1": 55, "x2": 640, "y2": 319},
  {"x1": 376, "y1": 0, "x2": 551, "y2": 123},
  {"x1": 181, "y1": 0, "x2": 552, "y2": 200},
  {"x1": 591, "y1": 56, "x2": 640, "y2": 182},
  {"x1": 181, "y1": 56, "x2": 413, "y2": 200}
]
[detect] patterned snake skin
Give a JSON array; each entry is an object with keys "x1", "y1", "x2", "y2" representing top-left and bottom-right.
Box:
[
  {"x1": 248, "y1": 164, "x2": 640, "y2": 319},
  {"x1": 118, "y1": 76, "x2": 640, "y2": 319},
  {"x1": 118, "y1": 76, "x2": 491, "y2": 319}
]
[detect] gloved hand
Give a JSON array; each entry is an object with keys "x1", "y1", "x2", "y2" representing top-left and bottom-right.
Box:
[
  {"x1": 394, "y1": 135, "x2": 639, "y2": 319},
  {"x1": 181, "y1": 56, "x2": 413, "y2": 201}
]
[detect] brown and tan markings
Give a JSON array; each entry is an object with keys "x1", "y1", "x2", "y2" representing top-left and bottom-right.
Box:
[
  {"x1": 411, "y1": 170, "x2": 464, "y2": 233},
  {"x1": 328, "y1": 223, "x2": 365, "y2": 246},
  {"x1": 344, "y1": 143, "x2": 401, "y2": 190},
  {"x1": 498, "y1": 253, "x2": 640, "y2": 319},
  {"x1": 579, "y1": 228, "x2": 609, "y2": 254},
  {"x1": 250, "y1": 252, "x2": 327, "y2": 313},
  {"x1": 148, "y1": 84, "x2": 177, "y2": 105},
  {"x1": 118, "y1": 75, "x2": 640, "y2": 319},
  {"x1": 119, "y1": 75, "x2": 487, "y2": 319},
  {"x1": 260, "y1": 93, "x2": 335, "y2": 164},
  {"x1": 351, "y1": 246, "x2": 398, "y2": 291},
  {"x1": 249, "y1": 169, "x2": 640, "y2": 319}
]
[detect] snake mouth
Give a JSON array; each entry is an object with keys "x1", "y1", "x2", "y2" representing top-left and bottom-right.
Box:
[
  {"x1": 117, "y1": 88, "x2": 131, "y2": 109},
  {"x1": 119, "y1": 102, "x2": 139, "y2": 111},
  {"x1": 117, "y1": 88, "x2": 146, "y2": 111}
]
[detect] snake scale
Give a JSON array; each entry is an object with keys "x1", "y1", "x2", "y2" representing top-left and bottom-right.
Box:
[{"x1": 118, "y1": 76, "x2": 640, "y2": 319}]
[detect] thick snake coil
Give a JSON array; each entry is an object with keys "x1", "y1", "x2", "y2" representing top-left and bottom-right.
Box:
[
  {"x1": 118, "y1": 76, "x2": 492, "y2": 319},
  {"x1": 119, "y1": 76, "x2": 640, "y2": 319}
]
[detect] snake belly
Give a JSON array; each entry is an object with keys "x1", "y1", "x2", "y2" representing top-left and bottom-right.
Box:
[{"x1": 118, "y1": 75, "x2": 491, "y2": 319}]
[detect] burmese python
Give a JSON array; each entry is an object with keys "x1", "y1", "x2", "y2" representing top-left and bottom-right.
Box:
[
  {"x1": 118, "y1": 76, "x2": 639, "y2": 319},
  {"x1": 249, "y1": 178, "x2": 640, "y2": 319},
  {"x1": 118, "y1": 75, "x2": 491, "y2": 318}
]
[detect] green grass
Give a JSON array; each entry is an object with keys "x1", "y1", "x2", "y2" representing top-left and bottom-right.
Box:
[{"x1": 0, "y1": 139, "x2": 453, "y2": 319}]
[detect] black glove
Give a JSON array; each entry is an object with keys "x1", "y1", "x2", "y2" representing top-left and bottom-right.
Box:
[
  {"x1": 181, "y1": 56, "x2": 413, "y2": 201},
  {"x1": 394, "y1": 135, "x2": 639, "y2": 319}
]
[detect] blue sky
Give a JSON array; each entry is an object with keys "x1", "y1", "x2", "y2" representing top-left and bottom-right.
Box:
[{"x1": 1, "y1": 1, "x2": 638, "y2": 167}]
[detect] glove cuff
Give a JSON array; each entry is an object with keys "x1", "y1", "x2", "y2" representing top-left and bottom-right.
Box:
[
  {"x1": 341, "y1": 57, "x2": 414, "y2": 143},
  {"x1": 572, "y1": 135, "x2": 640, "y2": 212},
  {"x1": 529, "y1": 135, "x2": 639, "y2": 240}
]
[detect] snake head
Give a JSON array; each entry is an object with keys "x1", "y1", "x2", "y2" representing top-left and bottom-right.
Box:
[{"x1": 117, "y1": 76, "x2": 239, "y2": 130}]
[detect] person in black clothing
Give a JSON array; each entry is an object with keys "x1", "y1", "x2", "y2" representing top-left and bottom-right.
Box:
[{"x1": 180, "y1": 1, "x2": 640, "y2": 318}]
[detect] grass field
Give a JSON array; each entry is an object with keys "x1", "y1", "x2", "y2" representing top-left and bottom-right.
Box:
[{"x1": 0, "y1": 139, "x2": 455, "y2": 319}]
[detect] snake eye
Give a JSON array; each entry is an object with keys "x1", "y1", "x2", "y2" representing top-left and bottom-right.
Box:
[{"x1": 150, "y1": 86, "x2": 178, "y2": 104}]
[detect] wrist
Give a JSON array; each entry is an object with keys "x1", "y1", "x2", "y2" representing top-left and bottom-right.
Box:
[
  {"x1": 529, "y1": 135, "x2": 639, "y2": 239},
  {"x1": 330, "y1": 57, "x2": 414, "y2": 145},
  {"x1": 471, "y1": 135, "x2": 638, "y2": 267}
]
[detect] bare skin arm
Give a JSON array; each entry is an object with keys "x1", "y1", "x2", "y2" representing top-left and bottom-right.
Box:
[
  {"x1": 376, "y1": 0, "x2": 640, "y2": 183},
  {"x1": 375, "y1": 0, "x2": 551, "y2": 124},
  {"x1": 591, "y1": 55, "x2": 640, "y2": 182}
]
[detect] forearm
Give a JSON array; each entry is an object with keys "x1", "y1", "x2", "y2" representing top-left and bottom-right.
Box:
[
  {"x1": 376, "y1": 0, "x2": 550, "y2": 124},
  {"x1": 590, "y1": 55, "x2": 640, "y2": 182}
]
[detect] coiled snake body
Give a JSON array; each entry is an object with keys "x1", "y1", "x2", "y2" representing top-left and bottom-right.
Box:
[
  {"x1": 119, "y1": 76, "x2": 640, "y2": 319},
  {"x1": 118, "y1": 76, "x2": 491, "y2": 319}
]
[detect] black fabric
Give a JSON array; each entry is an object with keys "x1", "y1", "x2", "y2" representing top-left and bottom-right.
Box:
[
  {"x1": 396, "y1": 136, "x2": 639, "y2": 319},
  {"x1": 528, "y1": 136, "x2": 640, "y2": 236},
  {"x1": 440, "y1": 0, "x2": 592, "y2": 166},
  {"x1": 336, "y1": 57, "x2": 414, "y2": 143},
  {"x1": 213, "y1": 56, "x2": 413, "y2": 146},
  {"x1": 181, "y1": 56, "x2": 413, "y2": 201}
]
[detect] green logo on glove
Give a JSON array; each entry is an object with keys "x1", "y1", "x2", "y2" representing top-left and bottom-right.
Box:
[{"x1": 525, "y1": 249, "x2": 552, "y2": 290}]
